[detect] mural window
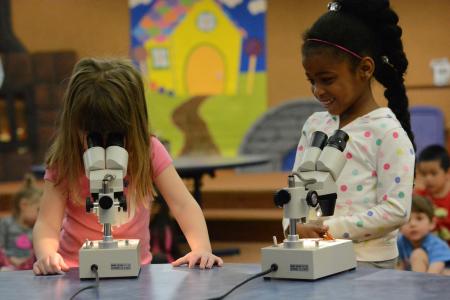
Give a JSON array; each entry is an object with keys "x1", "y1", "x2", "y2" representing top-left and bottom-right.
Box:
[
  {"x1": 151, "y1": 48, "x2": 169, "y2": 69},
  {"x1": 197, "y1": 12, "x2": 217, "y2": 32}
]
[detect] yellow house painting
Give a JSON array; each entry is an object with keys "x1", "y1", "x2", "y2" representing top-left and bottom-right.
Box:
[{"x1": 144, "y1": 0, "x2": 243, "y2": 96}]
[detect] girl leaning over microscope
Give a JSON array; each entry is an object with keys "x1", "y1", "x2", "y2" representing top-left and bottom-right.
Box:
[
  {"x1": 292, "y1": 0, "x2": 415, "y2": 269},
  {"x1": 32, "y1": 58, "x2": 222, "y2": 275}
]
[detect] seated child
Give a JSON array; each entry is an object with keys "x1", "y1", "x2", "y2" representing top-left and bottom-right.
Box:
[
  {"x1": 397, "y1": 195, "x2": 450, "y2": 274},
  {"x1": 0, "y1": 174, "x2": 42, "y2": 270},
  {"x1": 415, "y1": 145, "x2": 450, "y2": 244}
]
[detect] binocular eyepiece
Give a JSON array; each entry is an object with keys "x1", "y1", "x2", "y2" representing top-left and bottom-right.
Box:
[
  {"x1": 87, "y1": 132, "x2": 125, "y2": 149},
  {"x1": 310, "y1": 129, "x2": 349, "y2": 152}
]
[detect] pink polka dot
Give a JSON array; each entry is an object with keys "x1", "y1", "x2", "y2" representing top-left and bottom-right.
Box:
[
  {"x1": 364, "y1": 131, "x2": 371, "y2": 138},
  {"x1": 403, "y1": 165, "x2": 410, "y2": 172},
  {"x1": 379, "y1": 151, "x2": 384, "y2": 158},
  {"x1": 298, "y1": 145, "x2": 304, "y2": 152},
  {"x1": 346, "y1": 152, "x2": 353, "y2": 159},
  {"x1": 361, "y1": 145, "x2": 368, "y2": 153},
  {"x1": 345, "y1": 199, "x2": 353, "y2": 206},
  {"x1": 382, "y1": 213, "x2": 389, "y2": 220},
  {"x1": 383, "y1": 194, "x2": 388, "y2": 201},
  {"x1": 393, "y1": 132, "x2": 399, "y2": 139},
  {"x1": 383, "y1": 163, "x2": 390, "y2": 170},
  {"x1": 371, "y1": 170, "x2": 377, "y2": 177},
  {"x1": 340, "y1": 185, "x2": 348, "y2": 192}
]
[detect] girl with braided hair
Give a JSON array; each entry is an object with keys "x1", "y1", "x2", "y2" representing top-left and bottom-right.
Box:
[{"x1": 292, "y1": 0, "x2": 415, "y2": 268}]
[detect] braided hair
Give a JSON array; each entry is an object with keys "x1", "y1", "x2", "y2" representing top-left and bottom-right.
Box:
[{"x1": 302, "y1": 0, "x2": 415, "y2": 149}]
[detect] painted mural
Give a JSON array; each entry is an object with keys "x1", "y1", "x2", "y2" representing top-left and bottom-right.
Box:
[{"x1": 130, "y1": 0, "x2": 266, "y2": 157}]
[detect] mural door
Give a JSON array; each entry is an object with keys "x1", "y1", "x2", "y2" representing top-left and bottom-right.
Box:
[{"x1": 186, "y1": 45, "x2": 225, "y2": 95}]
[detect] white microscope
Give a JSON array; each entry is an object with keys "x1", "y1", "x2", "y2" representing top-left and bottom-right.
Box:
[
  {"x1": 79, "y1": 132, "x2": 141, "y2": 279},
  {"x1": 261, "y1": 130, "x2": 357, "y2": 280}
]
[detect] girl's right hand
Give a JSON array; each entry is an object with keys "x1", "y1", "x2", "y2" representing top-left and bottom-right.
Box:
[
  {"x1": 33, "y1": 253, "x2": 69, "y2": 275},
  {"x1": 296, "y1": 223, "x2": 329, "y2": 238}
]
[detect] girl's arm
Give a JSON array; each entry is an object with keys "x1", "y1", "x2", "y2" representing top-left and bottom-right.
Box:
[
  {"x1": 154, "y1": 165, "x2": 223, "y2": 269},
  {"x1": 32, "y1": 180, "x2": 68, "y2": 275}
]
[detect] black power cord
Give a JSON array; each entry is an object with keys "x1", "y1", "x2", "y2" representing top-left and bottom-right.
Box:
[
  {"x1": 69, "y1": 264, "x2": 100, "y2": 300},
  {"x1": 207, "y1": 264, "x2": 278, "y2": 300}
]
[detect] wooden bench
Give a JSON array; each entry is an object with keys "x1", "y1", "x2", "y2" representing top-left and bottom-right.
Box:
[{"x1": 199, "y1": 170, "x2": 288, "y2": 241}]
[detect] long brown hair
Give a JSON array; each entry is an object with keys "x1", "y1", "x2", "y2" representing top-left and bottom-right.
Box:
[{"x1": 46, "y1": 58, "x2": 154, "y2": 206}]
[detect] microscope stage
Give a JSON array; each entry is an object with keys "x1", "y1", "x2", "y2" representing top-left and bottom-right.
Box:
[{"x1": 261, "y1": 239, "x2": 356, "y2": 280}]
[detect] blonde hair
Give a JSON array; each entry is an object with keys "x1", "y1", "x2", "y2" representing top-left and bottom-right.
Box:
[
  {"x1": 12, "y1": 173, "x2": 42, "y2": 218},
  {"x1": 46, "y1": 58, "x2": 154, "y2": 206}
]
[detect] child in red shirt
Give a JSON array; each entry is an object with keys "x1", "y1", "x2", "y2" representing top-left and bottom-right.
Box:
[{"x1": 416, "y1": 145, "x2": 450, "y2": 244}]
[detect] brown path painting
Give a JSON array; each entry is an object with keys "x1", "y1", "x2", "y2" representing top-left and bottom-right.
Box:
[{"x1": 172, "y1": 95, "x2": 220, "y2": 156}]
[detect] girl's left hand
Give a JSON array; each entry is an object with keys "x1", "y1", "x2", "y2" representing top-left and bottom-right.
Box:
[{"x1": 171, "y1": 251, "x2": 224, "y2": 269}]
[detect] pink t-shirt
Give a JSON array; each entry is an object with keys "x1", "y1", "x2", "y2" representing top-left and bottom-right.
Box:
[{"x1": 44, "y1": 137, "x2": 172, "y2": 267}]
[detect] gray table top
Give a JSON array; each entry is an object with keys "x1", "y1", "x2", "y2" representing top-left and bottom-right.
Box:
[
  {"x1": 1, "y1": 263, "x2": 449, "y2": 300},
  {"x1": 173, "y1": 154, "x2": 271, "y2": 174}
]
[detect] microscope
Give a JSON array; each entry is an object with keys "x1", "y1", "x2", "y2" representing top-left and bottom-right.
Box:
[
  {"x1": 79, "y1": 132, "x2": 141, "y2": 279},
  {"x1": 261, "y1": 130, "x2": 356, "y2": 280}
]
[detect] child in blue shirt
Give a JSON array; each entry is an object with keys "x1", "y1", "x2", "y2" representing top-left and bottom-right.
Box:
[{"x1": 397, "y1": 195, "x2": 450, "y2": 274}]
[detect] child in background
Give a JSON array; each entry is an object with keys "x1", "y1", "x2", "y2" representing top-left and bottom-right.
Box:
[
  {"x1": 292, "y1": 0, "x2": 415, "y2": 269},
  {"x1": 415, "y1": 145, "x2": 450, "y2": 245},
  {"x1": 32, "y1": 58, "x2": 222, "y2": 275},
  {"x1": 0, "y1": 174, "x2": 42, "y2": 270},
  {"x1": 397, "y1": 195, "x2": 450, "y2": 274}
]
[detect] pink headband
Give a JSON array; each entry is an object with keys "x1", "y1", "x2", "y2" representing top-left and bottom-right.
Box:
[{"x1": 306, "y1": 38, "x2": 363, "y2": 60}]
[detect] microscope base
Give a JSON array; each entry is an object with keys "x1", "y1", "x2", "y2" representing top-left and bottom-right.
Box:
[
  {"x1": 261, "y1": 239, "x2": 356, "y2": 280},
  {"x1": 79, "y1": 239, "x2": 141, "y2": 279}
]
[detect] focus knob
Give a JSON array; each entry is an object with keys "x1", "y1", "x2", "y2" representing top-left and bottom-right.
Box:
[
  {"x1": 86, "y1": 197, "x2": 94, "y2": 213},
  {"x1": 274, "y1": 189, "x2": 291, "y2": 208},
  {"x1": 119, "y1": 194, "x2": 127, "y2": 212}
]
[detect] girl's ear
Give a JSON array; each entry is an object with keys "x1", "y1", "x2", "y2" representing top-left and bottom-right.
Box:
[{"x1": 358, "y1": 57, "x2": 375, "y2": 80}]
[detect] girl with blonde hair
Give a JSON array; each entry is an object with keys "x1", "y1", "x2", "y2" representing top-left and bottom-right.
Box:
[{"x1": 32, "y1": 58, "x2": 222, "y2": 275}]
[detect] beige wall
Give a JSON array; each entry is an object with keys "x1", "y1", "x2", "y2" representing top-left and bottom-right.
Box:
[
  {"x1": 12, "y1": 0, "x2": 129, "y2": 58},
  {"x1": 11, "y1": 0, "x2": 450, "y2": 129}
]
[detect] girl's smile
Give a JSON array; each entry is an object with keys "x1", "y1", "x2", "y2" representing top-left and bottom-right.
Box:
[{"x1": 302, "y1": 52, "x2": 379, "y2": 127}]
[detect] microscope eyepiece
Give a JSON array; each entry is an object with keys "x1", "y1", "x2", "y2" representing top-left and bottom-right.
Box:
[
  {"x1": 87, "y1": 132, "x2": 103, "y2": 148},
  {"x1": 106, "y1": 132, "x2": 125, "y2": 148},
  {"x1": 310, "y1": 131, "x2": 328, "y2": 149},
  {"x1": 326, "y1": 130, "x2": 349, "y2": 152}
]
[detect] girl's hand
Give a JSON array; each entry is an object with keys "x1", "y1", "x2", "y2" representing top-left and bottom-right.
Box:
[
  {"x1": 296, "y1": 223, "x2": 329, "y2": 238},
  {"x1": 171, "y1": 251, "x2": 224, "y2": 269},
  {"x1": 33, "y1": 253, "x2": 69, "y2": 275}
]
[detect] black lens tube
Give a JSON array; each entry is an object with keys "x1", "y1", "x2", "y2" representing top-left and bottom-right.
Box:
[
  {"x1": 106, "y1": 132, "x2": 124, "y2": 148},
  {"x1": 310, "y1": 131, "x2": 328, "y2": 149},
  {"x1": 326, "y1": 130, "x2": 349, "y2": 152},
  {"x1": 87, "y1": 132, "x2": 103, "y2": 148}
]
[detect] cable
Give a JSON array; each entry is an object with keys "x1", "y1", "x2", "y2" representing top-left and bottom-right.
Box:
[
  {"x1": 69, "y1": 264, "x2": 99, "y2": 300},
  {"x1": 206, "y1": 264, "x2": 278, "y2": 300}
]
